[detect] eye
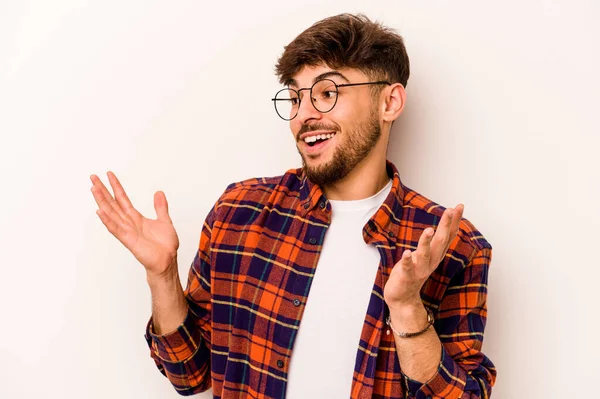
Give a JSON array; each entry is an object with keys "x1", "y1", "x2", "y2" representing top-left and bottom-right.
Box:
[{"x1": 316, "y1": 89, "x2": 337, "y2": 101}]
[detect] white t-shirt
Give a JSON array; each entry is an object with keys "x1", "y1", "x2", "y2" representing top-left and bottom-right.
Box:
[{"x1": 285, "y1": 179, "x2": 393, "y2": 398}]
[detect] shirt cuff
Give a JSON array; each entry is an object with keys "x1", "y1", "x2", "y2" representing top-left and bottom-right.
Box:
[
  {"x1": 404, "y1": 372, "x2": 425, "y2": 398},
  {"x1": 144, "y1": 309, "x2": 203, "y2": 363}
]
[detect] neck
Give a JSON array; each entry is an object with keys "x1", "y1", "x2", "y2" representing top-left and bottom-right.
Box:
[{"x1": 322, "y1": 142, "x2": 390, "y2": 201}]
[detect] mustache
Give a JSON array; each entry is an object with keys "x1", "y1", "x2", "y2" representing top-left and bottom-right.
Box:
[{"x1": 297, "y1": 123, "x2": 338, "y2": 141}]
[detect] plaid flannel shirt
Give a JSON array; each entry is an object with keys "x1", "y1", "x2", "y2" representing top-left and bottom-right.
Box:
[{"x1": 144, "y1": 160, "x2": 496, "y2": 398}]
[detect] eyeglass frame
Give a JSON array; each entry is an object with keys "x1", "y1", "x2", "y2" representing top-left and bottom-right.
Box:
[{"x1": 271, "y1": 79, "x2": 392, "y2": 121}]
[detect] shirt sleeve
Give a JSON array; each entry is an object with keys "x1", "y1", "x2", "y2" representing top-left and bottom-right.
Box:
[
  {"x1": 402, "y1": 247, "x2": 497, "y2": 399},
  {"x1": 143, "y1": 203, "x2": 218, "y2": 396}
]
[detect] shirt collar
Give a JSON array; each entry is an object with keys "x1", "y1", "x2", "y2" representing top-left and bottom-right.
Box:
[{"x1": 298, "y1": 160, "x2": 406, "y2": 243}]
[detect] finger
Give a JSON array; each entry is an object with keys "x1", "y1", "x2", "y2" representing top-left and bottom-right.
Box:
[
  {"x1": 429, "y1": 207, "x2": 455, "y2": 262},
  {"x1": 89, "y1": 174, "x2": 105, "y2": 208},
  {"x1": 90, "y1": 174, "x2": 127, "y2": 224},
  {"x1": 90, "y1": 174, "x2": 113, "y2": 211},
  {"x1": 154, "y1": 191, "x2": 172, "y2": 223},
  {"x1": 107, "y1": 171, "x2": 138, "y2": 217},
  {"x1": 415, "y1": 227, "x2": 434, "y2": 270},
  {"x1": 95, "y1": 208, "x2": 123, "y2": 240},
  {"x1": 436, "y1": 204, "x2": 465, "y2": 261},
  {"x1": 433, "y1": 207, "x2": 454, "y2": 243},
  {"x1": 399, "y1": 249, "x2": 417, "y2": 276},
  {"x1": 449, "y1": 204, "x2": 464, "y2": 237},
  {"x1": 90, "y1": 176, "x2": 125, "y2": 222},
  {"x1": 91, "y1": 185, "x2": 126, "y2": 228},
  {"x1": 441, "y1": 204, "x2": 464, "y2": 253},
  {"x1": 102, "y1": 171, "x2": 129, "y2": 220},
  {"x1": 442, "y1": 204, "x2": 465, "y2": 256}
]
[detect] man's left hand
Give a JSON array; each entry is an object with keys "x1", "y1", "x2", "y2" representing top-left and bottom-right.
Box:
[{"x1": 383, "y1": 204, "x2": 464, "y2": 310}]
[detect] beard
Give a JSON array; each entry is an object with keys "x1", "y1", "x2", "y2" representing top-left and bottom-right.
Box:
[{"x1": 297, "y1": 112, "x2": 381, "y2": 187}]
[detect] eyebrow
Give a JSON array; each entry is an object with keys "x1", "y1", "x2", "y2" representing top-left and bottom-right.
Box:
[{"x1": 287, "y1": 71, "x2": 350, "y2": 88}]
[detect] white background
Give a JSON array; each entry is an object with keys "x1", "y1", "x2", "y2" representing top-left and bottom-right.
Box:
[{"x1": 1, "y1": 1, "x2": 598, "y2": 398}]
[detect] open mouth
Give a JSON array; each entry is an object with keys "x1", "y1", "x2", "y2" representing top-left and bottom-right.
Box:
[{"x1": 304, "y1": 132, "x2": 336, "y2": 147}]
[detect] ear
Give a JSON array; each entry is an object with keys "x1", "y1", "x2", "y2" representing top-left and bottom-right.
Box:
[{"x1": 381, "y1": 83, "x2": 406, "y2": 123}]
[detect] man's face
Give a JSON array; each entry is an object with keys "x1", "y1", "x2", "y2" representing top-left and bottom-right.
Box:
[{"x1": 288, "y1": 65, "x2": 383, "y2": 187}]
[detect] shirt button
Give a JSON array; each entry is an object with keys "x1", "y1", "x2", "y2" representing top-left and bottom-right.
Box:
[
  {"x1": 293, "y1": 299, "x2": 301, "y2": 307},
  {"x1": 319, "y1": 201, "x2": 325, "y2": 209},
  {"x1": 277, "y1": 360, "x2": 284, "y2": 368},
  {"x1": 387, "y1": 231, "x2": 395, "y2": 238},
  {"x1": 303, "y1": 202, "x2": 310, "y2": 209},
  {"x1": 309, "y1": 237, "x2": 317, "y2": 244}
]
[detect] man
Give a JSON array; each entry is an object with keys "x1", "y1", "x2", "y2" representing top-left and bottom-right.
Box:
[{"x1": 90, "y1": 13, "x2": 496, "y2": 399}]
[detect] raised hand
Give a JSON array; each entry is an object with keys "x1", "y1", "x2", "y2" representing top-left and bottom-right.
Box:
[
  {"x1": 383, "y1": 204, "x2": 464, "y2": 309},
  {"x1": 90, "y1": 171, "x2": 180, "y2": 278}
]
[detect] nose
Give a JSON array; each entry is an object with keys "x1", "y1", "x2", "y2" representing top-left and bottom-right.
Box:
[{"x1": 296, "y1": 93, "x2": 322, "y2": 124}]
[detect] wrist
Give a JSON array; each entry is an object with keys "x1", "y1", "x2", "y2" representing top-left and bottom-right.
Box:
[
  {"x1": 146, "y1": 262, "x2": 179, "y2": 288},
  {"x1": 386, "y1": 296, "x2": 424, "y2": 314},
  {"x1": 388, "y1": 301, "x2": 429, "y2": 332}
]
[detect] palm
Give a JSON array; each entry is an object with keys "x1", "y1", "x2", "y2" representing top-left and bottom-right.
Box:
[
  {"x1": 90, "y1": 171, "x2": 180, "y2": 276},
  {"x1": 126, "y1": 215, "x2": 180, "y2": 274}
]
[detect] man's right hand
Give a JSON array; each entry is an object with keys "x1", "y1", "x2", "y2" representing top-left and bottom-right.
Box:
[{"x1": 90, "y1": 171, "x2": 180, "y2": 279}]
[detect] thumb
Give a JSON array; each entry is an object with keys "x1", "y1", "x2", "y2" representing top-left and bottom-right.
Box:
[{"x1": 154, "y1": 191, "x2": 172, "y2": 223}]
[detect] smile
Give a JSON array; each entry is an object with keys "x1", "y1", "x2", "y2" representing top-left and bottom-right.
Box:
[{"x1": 303, "y1": 132, "x2": 336, "y2": 147}]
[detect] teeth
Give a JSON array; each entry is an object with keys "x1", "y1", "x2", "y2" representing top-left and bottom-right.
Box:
[{"x1": 304, "y1": 133, "x2": 335, "y2": 143}]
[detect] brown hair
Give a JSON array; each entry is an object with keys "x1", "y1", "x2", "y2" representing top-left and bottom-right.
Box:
[{"x1": 275, "y1": 13, "x2": 410, "y2": 87}]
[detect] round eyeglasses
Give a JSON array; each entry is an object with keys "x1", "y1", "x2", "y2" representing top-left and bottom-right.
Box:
[{"x1": 271, "y1": 79, "x2": 391, "y2": 121}]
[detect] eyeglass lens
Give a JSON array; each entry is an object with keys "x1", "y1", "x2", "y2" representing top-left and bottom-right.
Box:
[{"x1": 273, "y1": 79, "x2": 338, "y2": 121}]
